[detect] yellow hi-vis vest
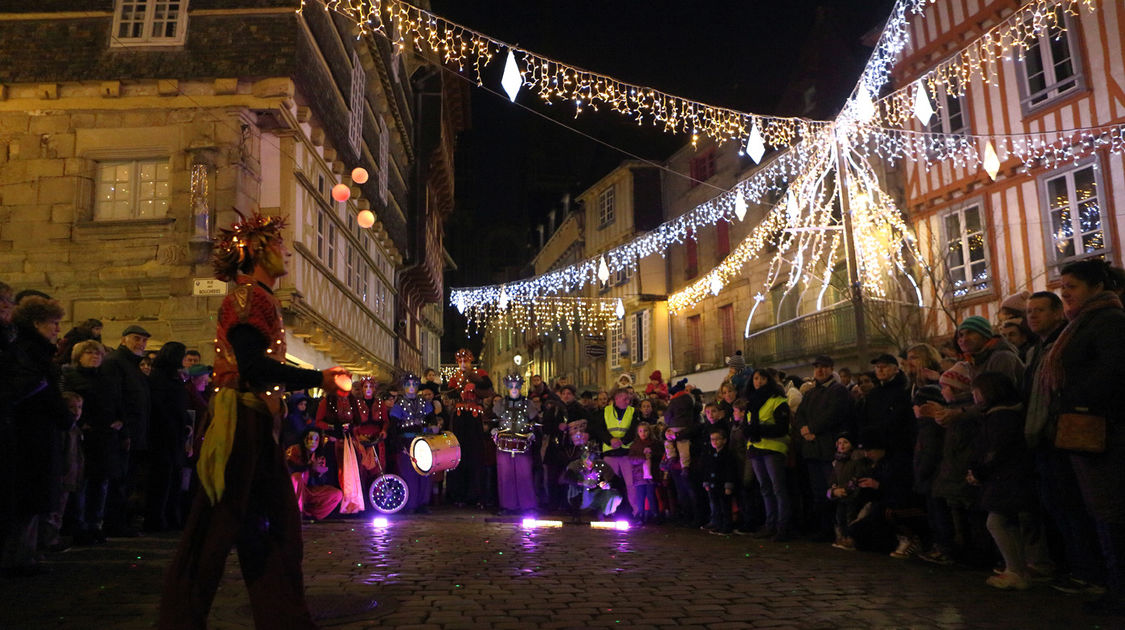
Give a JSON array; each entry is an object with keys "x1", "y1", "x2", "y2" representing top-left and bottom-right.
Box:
[
  {"x1": 747, "y1": 395, "x2": 790, "y2": 456},
  {"x1": 602, "y1": 405, "x2": 635, "y2": 453}
]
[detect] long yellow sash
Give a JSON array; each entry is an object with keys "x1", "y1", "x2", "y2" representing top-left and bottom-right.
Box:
[{"x1": 197, "y1": 389, "x2": 269, "y2": 505}]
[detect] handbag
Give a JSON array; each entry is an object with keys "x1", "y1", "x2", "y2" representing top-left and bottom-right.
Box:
[{"x1": 1054, "y1": 408, "x2": 1106, "y2": 454}]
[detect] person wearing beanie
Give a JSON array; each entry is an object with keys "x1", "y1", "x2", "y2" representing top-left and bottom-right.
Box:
[
  {"x1": 938, "y1": 362, "x2": 974, "y2": 404},
  {"x1": 999, "y1": 290, "x2": 1031, "y2": 323},
  {"x1": 956, "y1": 315, "x2": 1024, "y2": 389},
  {"x1": 644, "y1": 370, "x2": 669, "y2": 401}
]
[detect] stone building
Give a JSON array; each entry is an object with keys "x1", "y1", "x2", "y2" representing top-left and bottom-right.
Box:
[{"x1": 0, "y1": 0, "x2": 465, "y2": 379}]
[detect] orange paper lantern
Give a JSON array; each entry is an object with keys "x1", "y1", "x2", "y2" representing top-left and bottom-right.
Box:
[
  {"x1": 331, "y1": 184, "x2": 351, "y2": 203},
  {"x1": 357, "y1": 209, "x2": 375, "y2": 229},
  {"x1": 351, "y1": 167, "x2": 369, "y2": 184}
]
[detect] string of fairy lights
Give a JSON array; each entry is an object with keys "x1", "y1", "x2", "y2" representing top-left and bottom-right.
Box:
[
  {"x1": 306, "y1": 0, "x2": 1110, "y2": 336},
  {"x1": 457, "y1": 295, "x2": 625, "y2": 336}
]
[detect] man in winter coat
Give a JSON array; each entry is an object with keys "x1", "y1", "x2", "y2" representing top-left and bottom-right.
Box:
[
  {"x1": 796, "y1": 355, "x2": 854, "y2": 540},
  {"x1": 101, "y1": 324, "x2": 152, "y2": 537},
  {"x1": 956, "y1": 315, "x2": 1024, "y2": 390}
]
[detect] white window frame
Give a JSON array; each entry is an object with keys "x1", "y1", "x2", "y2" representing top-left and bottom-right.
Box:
[
  {"x1": 628, "y1": 309, "x2": 651, "y2": 365},
  {"x1": 326, "y1": 221, "x2": 337, "y2": 272},
  {"x1": 608, "y1": 321, "x2": 624, "y2": 370},
  {"x1": 940, "y1": 200, "x2": 992, "y2": 299},
  {"x1": 597, "y1": 185, "x2": 615, "y2": 228},
  {"x1": 348, "y1": 50, "x2": 366, "y2": 160},
  {"x1": 93, "y1": 158, "x2": 171, "y2": 221},
  {"x1": 1017, "y1": 6, "x2": 1084, "y2": 113},
  {"x1": 111, "y1": 0, "x2": 189, "y2": 47},
  {"x1": 927, "y1": 85, "x2": 968, "y2": 136},
  {"x1": 1039, "y1": 158, "x2": 1110, "y2": 270}
]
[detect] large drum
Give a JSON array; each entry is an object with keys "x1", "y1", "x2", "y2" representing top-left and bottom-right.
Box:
[
  {"x1": 494, "y1": 431, "x2": 532, "y2": 455},
  {"x1": 409, "y1": 431, "x2": 461, "y2": 476},
  {"x1": 368, "y1": 474, "x2": 409, "y2": 514}
]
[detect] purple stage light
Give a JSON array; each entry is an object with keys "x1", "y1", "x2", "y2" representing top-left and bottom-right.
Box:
[{"x1": 372, "y1": 517, "x2": 389, "y2": 528}]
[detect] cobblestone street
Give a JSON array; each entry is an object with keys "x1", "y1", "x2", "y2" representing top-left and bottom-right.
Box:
[{"x1": 0, "y1": 508, "x2": 1106, "y2": 629}]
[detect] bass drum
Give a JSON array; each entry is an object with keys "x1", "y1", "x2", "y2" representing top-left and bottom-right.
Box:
[
  {"x1": 409, "y1": 431, "x2": 462, "y2": 476},
  {"x1": 368, "y1": 473, "x2": 409, "y2": 514}
]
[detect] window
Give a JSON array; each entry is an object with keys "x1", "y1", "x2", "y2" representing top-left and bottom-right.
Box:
[
  {"x1": 628, "y1": 309, "x2": 651, "y2": 365},
  {"x1": 689, "y1": 150, "x2": 715, "y2": 188},
  {"x1": 1041, "y1": 162, "x2": 1107, "y2": 268},
  {"x1": 348, "y1": 50, "x2": 366, "y2": 160},
  {"x1": 609, "y1": 322, "x2": 625, "y2": 370},
  {"x1": 927, "y1": 87, "x2": 967, "y2": 136},
  {"x1": 942, "y1": 203, "x2": 991, "y2": 298},
  {"x1": 597, "y1": 185, "x2": 615, "y2": 227},
  {"x1": 345, "y1": 242, "x2": 355, "y2": 290},
  {"x1": 718, "y1": 304, "x2": 735, "y2": 357},
  {"x1": 716, "y1": 219, "x2": 730, "y2": 258},
  {"x1": 326, "y1": 222, "x2": 337, "y2": 271},
  {"x1": 1019, "y1": 6, "x2": 1082, "y2": 110},
  {"x1": 377, "y1": 117, "x2": 389, "y2": 204},
  {"x1": 686, "y1": 315, "x2": 702, "y2": 366},
  {"x1": 317, "y1": 174, "x2": 326, "y2": 199},
  {"x1": 316, "y1": 210, "x2": 325, "y2": 259},
  {"x1": 612, "y1": 267, "x2": 628, "y2": 287},
  {"x1": 685, "y1": 228, "x2": 698, "y2": 280},
  {"x1": 111, "y1": 0, "x2": 188, "y2": 46},
  {"x1": 94, "y1": 159, "x2": 170, "y2": 220}
]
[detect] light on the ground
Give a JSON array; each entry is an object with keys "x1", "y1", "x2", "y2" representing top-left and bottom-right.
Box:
[
  {"x1": 521, "y1": 518, "x2": 563, "y2": 528},
  {"x1": 590, "y1": 520, "x2": 630, "y2": 531},
  {"x1": 372, "y1": 517, "x2": 389, "y2": 527}
]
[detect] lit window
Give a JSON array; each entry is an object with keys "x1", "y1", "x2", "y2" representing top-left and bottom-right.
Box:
[
  {"x1": 1042, "y1": 162, "x2": 1107, "y2": 268},
  {"x1": 348, "y1": 50, "x2": 366, "y2": 160},
  {"x1": 598, "y1": 185, "x2": 615, "y2": 227},
  {"x1": 111, "y1": 0, "x2": 188, "y2": 46},
  {"x1": 94, "y1": 159, "x2": 170, "y2": 220},
  {"x1": 1019, "y1": 7, "x2": 1082, "y2": 110},
  {"x1": 942, "y1": 203, "x2": 991, "y2": 298}
]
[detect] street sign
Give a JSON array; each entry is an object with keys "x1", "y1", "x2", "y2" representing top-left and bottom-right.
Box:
[{"x1": 193, "y1": 278, "x2": 227, "y2": 297}]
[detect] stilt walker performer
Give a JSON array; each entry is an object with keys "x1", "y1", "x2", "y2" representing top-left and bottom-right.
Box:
[{"x1": 158, "y1": 212, "x2": 349, "y2": 630}]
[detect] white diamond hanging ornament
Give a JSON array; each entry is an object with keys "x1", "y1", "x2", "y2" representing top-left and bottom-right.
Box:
[
  {"x1": 854, "y1": 88, "x2": 876, "y2": 123},
  {"x1": 501, "y1": 50, "x2": 522, "y2": 103},
  {"x1": 454, "y1": 293, "x2": 466, "y2": 315},
  {"x1": 913, "y1": 82, "x2": 934, "y2": 126},
  {"x1": 983, "y1": 140, "x2": 1001, "y2": 181},
  {"x1": 786, "y1": 191, "x2": 799, "y2": 223},
  {"x1": 745, "y1": 123, "x2": 765, "y2": 164},
  {"x1": 597, "y1": 256, "x2": 610, "y2": 284},
  {"x1": 710, "y1": 275, "x2": 723, "y2": 296},
  {"x1": 614, "y1": 299, "x2": 625, "y2": 319},
  {"x1": 498, "y1": 287, "x2": 510, "y2": 310},
  {"x1": 734, "y1": 193, "x2": 748, "y2": 222}
]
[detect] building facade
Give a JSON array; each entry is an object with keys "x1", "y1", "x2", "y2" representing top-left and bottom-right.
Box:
[
  {"x1": 0, "y1": 0, "x2": 464, "y2": 379},
  {"x1": 896, "y1": 0, "x2": 1125, "y2": 336}
]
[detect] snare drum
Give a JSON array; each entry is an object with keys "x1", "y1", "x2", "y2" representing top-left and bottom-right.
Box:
[
  {"x1": 494, "y1": 431, "x2": 532, "y2": 455},
  {"x1": 409, "y1": 431, "x2": 461, "y2": 476}
]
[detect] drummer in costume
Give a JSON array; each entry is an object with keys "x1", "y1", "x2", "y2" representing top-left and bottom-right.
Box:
[
  {"x1": 491, "y1": 373, "x2": 540, "y2": 514},
  {"x1": 159, "y1": 212, "x2": 349, "y2": 630},
  {"x1": 589, "y1": 387, "x2": 642, "y2": 520},
  {"x1": 389, "y1": 372, "x2": 437, "y2": 513}
]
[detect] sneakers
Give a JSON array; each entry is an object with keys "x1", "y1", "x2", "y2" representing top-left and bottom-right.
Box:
[
  {"x1": 832, "y1": 537, "x2": 856, "y2": 551},
  {"x1": 889, "y1": 536, "x2": 920, "y2": 559},
  {"x1": 1051, "y1": 576, "x2": 1107, "y2": 596},
  {"x1": 918, "y1": 549, "x2": 955, "y2": 566},
  {"x1": 986, "y1": 570, "x2": 1031, "y2": 590}
]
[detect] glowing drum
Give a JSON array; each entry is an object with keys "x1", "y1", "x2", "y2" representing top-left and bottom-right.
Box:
[
  {"x1": 494, "y1": 431, "x2": 532, "y2": 455},
  {"x1": 368, "y1": 474, "x2": 408, "y2": 514},
  {"x1": 409, "y1": 431, "x2": 461, "y2": 476}
]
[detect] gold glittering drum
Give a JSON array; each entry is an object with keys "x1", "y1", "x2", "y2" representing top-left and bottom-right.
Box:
[
  {"x1": 494, "y1": 431, "x2": 532, "y2": 455},
  {"x1": 409, "y1": 431, "x2": 461, "y2": 476}
]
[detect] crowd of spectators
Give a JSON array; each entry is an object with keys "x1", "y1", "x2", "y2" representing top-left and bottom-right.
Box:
[{"x1": 3, "y1": 257, "x2": 1124, "y2": 618}]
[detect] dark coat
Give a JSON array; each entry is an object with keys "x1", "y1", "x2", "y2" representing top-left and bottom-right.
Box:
[
  {"x1": 932, "y1": 407, "x2": 983, "y2": 506},
  {"x1": 795, "y1": 377, "x2": 854, "y2": 461},
  {"x1": 103, "y1": 345, "x2": 151, "y2": 450},
  {"x1": 699, "y1": 446, "x2": 740, "y2": 491},
  {"x1": 971, "y1": 404, "x2": 1036, "y2": 514},
  {"x1": 148, "y1": 367, "x2": 190, "y2": 468},
  {"x1": 859, "y1": 370, "x2": 915, "y2": 457},
  {"x1": 4, "y1": 326, "x2": 70, "y2": 514},
  {"x1": 912, "y1": 412, "x2": 944, "y2": 496},
  {"x1": 1054, "y1": 305, "x2": 1125, "y2": 421},
  {"x1": 61, "y1": 364, "x2": 125, "y2": 479},
  {"x1": 663, "y1": 391, "x2": 698, "y2": 429}
]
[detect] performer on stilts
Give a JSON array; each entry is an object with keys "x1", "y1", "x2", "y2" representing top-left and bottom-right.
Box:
[
  {"x1": 158, "y1": 212, "x2": 349, "y2": 630},
  {"x1": 492, "y1": 373, "x2": 540, "y2": 515},
  {"x1": 388, "y1": 373, "x2": 436, "y2": 513},
  {"x1": 447, "y1": 348, "x2": 489, "y2": 393}
]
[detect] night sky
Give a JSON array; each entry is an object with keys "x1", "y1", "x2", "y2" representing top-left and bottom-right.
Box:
[{"x1": 433, "y1": 0, "x2": 896, "y2": 357}]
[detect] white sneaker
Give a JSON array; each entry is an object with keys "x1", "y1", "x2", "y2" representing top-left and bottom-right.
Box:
[{"x1": 889, "y1": 536, "x2": 920, "y2": 559}]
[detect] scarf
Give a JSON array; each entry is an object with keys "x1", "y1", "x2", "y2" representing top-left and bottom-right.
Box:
[{"x1": 1038, "y1": 290, "x2": 1122, "y2": 395}]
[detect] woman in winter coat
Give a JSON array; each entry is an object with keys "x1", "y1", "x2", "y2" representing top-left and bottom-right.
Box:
[
  {"x1": 61, "y1": 339, "x2": 124, "y2": 545},
  {"x1": 745, "y1": 368, "x2": 793, "y2": 541},
  {"x1": 1, "y1": 297, "x2": 69, "y2": 576},
  {"x1": 146, "y1": 342, "x2": 191, "y2": 532}
]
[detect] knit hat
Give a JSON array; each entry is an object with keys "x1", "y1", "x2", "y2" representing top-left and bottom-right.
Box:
[
  {"x1": 649, "y1": 370, "x2": 663, "y2": 382},
  {"x1": 726, "y1": 351, "x2": 746, "y2": 369},
  {"x1": 939, "y1": 362, "x2": 973, "y2": 396},
  {"x1": 957, "y1": 315, "x2": 994, "y2": 339},
  {"x1": 668, "y1": 378, "x2": 688, "y2": 396},
  {"x1": 1001, "y1": 291, "x2": 1030, "y2": 316}
]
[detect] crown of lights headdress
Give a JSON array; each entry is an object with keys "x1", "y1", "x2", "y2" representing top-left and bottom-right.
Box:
[
  {"x1": 503, "y1": 373, "x2": 524, "y2": 388},
  {"x1": 212, "y1": 210, "x2": 288, "y2": 282},
  {"x1": 400, "y1": 372, "x2": 421, "y2": 387},
  {"x1": 455, "y1": 348, "x2": 475, "y2": 362}
]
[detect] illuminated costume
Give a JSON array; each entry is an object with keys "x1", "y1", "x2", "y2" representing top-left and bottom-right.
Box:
[
  {"x1": 564, "y1": 444, "x2": 622, "y2": 516},
  {"x1": 389, "y1": 373, "x2": 436, "y2": 512},
  {"x1": 447, "y1": 348, "x2": 490, "y2": 394},
  {"x1": 314, "y1": 381, "x2": 368, "y2": 514},
  {"x1": 159, "y1": 213, "x2": 327, "y2": 630},
  {"x1": 491, "y1": 374, "x2": 540, "y2": 513},
  {"x1": 355, "y1": 377, "x2": 389, "y2": 471}
]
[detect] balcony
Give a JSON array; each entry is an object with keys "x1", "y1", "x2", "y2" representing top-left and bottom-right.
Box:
[{"x1": 744, "y1": 301, "x2": 917, "y2": 366}]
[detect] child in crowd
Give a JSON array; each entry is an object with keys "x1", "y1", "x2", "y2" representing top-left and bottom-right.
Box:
[
  {"x1": 629, "y1": 422, "x2": 662, "y2": 524},
  {"x1": 42, "y1": 392, "x2": 84, "y2": 553},
  {"x1": 661, "y1": 426, "x2": 695, "y2": 524},
  {"x1": 969, "y1": 372, "x2": 1050, "y2": 590},
  {"x1": 728, "y1": 399, "x2": 757, "y2": 534},
  {"x1": 700, "y1": 428, "x2": 739, "y2": 535},
  {"x1": 828, "y1": 431, "x2": 870, "y2": 550}
]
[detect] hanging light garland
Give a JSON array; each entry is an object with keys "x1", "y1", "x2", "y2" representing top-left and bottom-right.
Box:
[
  {"x1": 300, "y1": 0, "x2": 823, "y2": 151},
  {"x1": 459, "y1": 295, "x2": 624, "y2": 336}
]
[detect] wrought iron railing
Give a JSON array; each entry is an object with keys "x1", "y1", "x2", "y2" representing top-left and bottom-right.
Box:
[{"x1": 744, "y1": 301, "x2": 915, "y2": 366}]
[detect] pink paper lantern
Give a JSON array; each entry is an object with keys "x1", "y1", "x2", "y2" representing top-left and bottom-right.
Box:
[
  {"x1": 334, "y1": 373, "x2": 353, "y2": 392},
  {"x1": 357, "y1": 209, "x2": 375, "y2": 229},
  {"x1": 351, "y1": 167, "x2": 369, "y2": 184},
  {"x1": 331, "y1": 184, "x2": 351, "y2": 203}
]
